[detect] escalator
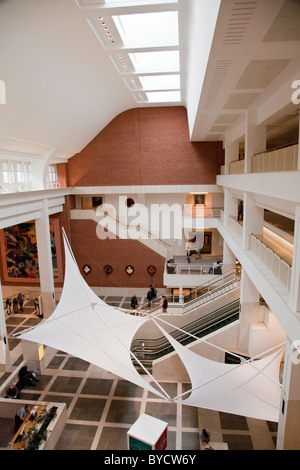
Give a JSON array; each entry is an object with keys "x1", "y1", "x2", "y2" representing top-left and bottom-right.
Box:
[{"x1": 131, "y1": 299, "x2": 240, "y2": 372}]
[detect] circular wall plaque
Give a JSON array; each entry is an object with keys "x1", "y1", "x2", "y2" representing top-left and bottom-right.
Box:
[
  {"x1": 147, "y1": 265, "x2": 157, "y2": 276},
  {"x1": 104, "y1": 265, "x2": 113, "y2": 275},
  {"x1": 125, "y1": 265, "x2": 134, "y2": 275}
]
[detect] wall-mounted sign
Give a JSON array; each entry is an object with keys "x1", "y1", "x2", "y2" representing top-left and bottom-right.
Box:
[
  {"x1": 125, "y1": 265, "x2": 134, "y2": 275},
  {"x1": 82, "y1": 265, "x2": 91, "y2": 275},
  {"x1": 147, "y1": 265, "x2": 157, "y2": 276},
  {"x1": 104, "y1": 265, "x2": 113, "y2": 275}
]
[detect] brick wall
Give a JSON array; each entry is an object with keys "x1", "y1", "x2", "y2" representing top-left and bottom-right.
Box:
[
  {"x1": 70, "y1": 219, "x2": 166, "y2": 288},
  {"x1": 67, "y1": 106, "x2": 224, "y2": 187}
]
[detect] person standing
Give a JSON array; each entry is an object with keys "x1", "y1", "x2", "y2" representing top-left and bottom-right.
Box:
[
  {"x1": 15, "y1": 404, "x2": 29, "y2": 432},
  {"x1": 147, "y1": 289, "x2": 153, "y2": 308},
  {"x1": 150, "y1": 285, "x2": 157, "y2": 298},
  {"x1": 238, "y1": 200, "x2": 243, "y2": 222},
  {"x1": 18, "y1": 293, "x2": 24, "y2": 312},
  {"x1": 13, "y1": 297, "x2": 19, "y2": 313},
  {"x1": 5, "y1": 298, "x2": 11, "y2": 315},
  {"x1": 162, "y1": 296, "x2": 168, "y2": 313},
  {"x1": 131, "y1": 294, "x2": 138, "y2": 309}
]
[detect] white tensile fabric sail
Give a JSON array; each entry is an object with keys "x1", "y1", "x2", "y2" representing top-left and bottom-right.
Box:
[
  {"x1": 16, "y1": 229, "x2": 284, "y2": 420},
  {"x1": 154, "y1": 320, "x2": 283, "y2": 422},
  {"x1": 16, "y1": 230, "x2": 168, "y2": 400}
]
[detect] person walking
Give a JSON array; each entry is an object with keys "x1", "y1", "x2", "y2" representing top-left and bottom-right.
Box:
[{"x1": 162, "y1": 295, "x2": 168, "y2": 313}]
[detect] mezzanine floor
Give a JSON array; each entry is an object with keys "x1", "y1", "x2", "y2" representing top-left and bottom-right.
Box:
[{"x1": 0, "y1": 298, "x2": 278, "y2": 451}]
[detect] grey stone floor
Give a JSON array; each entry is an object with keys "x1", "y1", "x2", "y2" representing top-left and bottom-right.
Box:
[{"x1": 0, "y1": 298, "x2": 278, "y2": 451}]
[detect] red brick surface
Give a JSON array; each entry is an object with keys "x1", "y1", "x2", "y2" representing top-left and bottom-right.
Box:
[
  {"x1": 68, "y1": 107, "x2": 224, "y2": 187},
  {"x1": 70, "y1": 219, "x2": 166, "y2": 288}
]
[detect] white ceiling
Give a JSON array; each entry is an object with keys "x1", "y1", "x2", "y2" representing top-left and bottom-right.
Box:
[{"x1": 0, "y1": 0, "x2": 299, "y2": 164}]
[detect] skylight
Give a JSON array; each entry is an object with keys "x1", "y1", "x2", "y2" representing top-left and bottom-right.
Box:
[
  {"x1": 92, "y1": 2, "x2": 181, "y2": 103},
  {"x1": 139, "y1": 75, "x2": 180, "y2": 90},
  {"x1": 129, "y1": 51, "x2": 180, "y2": 73},
  {"x1": 105, "y1": 0, "x2": 177, "y2": 4},
  {"x1": 113, "y1": 11, "x2": 178, "y2": 48},
  {"x1": 146, "y1": 91, "x2": 181, "y2": 102}
]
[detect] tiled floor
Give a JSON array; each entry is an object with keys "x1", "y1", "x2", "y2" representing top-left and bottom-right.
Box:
[{"x1": 0, "y1": 297, "x2": 278, "y2": 450}]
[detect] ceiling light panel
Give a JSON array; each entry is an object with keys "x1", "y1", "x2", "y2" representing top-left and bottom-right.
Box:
[
  {"x1": 88, "y1": 16, "x2": 123, "y2": 47},
  {"x1": 112, "y1": 11, "x2": 179, "y2": 48},
  {"x1": 110, "y1": 52, "x2": 135, "y2": 72}
]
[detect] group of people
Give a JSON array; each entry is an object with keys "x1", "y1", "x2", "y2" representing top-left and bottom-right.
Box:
[
  {"x1": 130, "y1": 286, "x2": 168, "y2": 312},
  {"x1": 146, "y1": 284, "x2": 157, "y2": 307},
  {"x1": 5, "y1": 293, "x2": 24, "y2": 315},
  {"x1": 5, "y1": 294, "x2": 42, "y2": 317}
]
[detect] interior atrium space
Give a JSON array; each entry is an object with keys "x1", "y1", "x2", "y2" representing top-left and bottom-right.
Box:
[{"x1": 0, "y1": 0, "x2": 300, "y2": 453}]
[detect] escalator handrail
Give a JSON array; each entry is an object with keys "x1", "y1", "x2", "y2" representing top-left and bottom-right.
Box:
[{"x1": 132, "y1": 299, "x2": 240, "y2": 353}]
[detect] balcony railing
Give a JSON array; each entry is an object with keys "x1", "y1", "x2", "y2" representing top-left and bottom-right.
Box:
[
  {"x1": 220, "y1": 143, "x2": 298, "y2": 175},
  {"x1": 250, "y1": 234, "x2": 292, "y2": 291},
  {"x1": 165, "y1": 263, "x2": 223, "y2": 276},
  {"x1": 228, "y1": 216, "x2": 243, "y2": 239},
  {"x1": 252, "y1": 143, "x2": 298, "y2": 173}
]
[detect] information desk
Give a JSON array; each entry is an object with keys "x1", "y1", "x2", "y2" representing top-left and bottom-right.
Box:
[
  {"x1": 127, "y1": 414, "x2": 168, "y2": 450},
  {"x1": 7, "y1": 405, "x2": 47, "y2": 450}
]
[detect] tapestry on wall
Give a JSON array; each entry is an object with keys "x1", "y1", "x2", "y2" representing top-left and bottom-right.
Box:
[{"x1": 0, "y1": 220, "x2": 61, "y2": 282}]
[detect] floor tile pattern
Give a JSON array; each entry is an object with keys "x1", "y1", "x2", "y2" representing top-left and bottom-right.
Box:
[{"x1": 0, "y1": 296, "x2": 278, "y2": 450}]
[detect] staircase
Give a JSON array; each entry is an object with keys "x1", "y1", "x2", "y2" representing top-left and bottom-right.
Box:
[{"x1": 136, "y1": 268, "x2": 240, "y2": 316}]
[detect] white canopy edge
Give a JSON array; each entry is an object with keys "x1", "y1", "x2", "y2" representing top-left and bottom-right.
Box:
[
  {"x1": 15, "y1": 228, "x2": 170, "y2": 400},
  {"x1": 14, "y1": 228, "x2": 284, "y2": 421},
  {"x1": 153, "y1": 318, "x2": 283, "y2": 422}
]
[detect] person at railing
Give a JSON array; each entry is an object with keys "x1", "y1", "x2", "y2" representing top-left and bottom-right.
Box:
[
  {"x1": 18, "y1": 293, "x2": 25, "y2": 312},
  {"x1": 208, "y1": 260, "x2": 222, "y2": 274}
]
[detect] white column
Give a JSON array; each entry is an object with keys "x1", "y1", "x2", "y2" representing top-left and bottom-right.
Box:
[
  {"x1": 223, "y1": 241, "x2": 236, "y2": 273},
  {"x1": 298, "y1": 109, "x2": 300, "y2": 170},
  {"x1": 239, "y1": 269, "x2": 262, "y2": 351},
  {"x1": 22, "y1": 200, "x2": 55, "y2": 373},
  {"x1": 242, "y1": 192, "x2": 264, "y2": 250},
  {"x1": 224, "y1": 135, "x2": 239, "y2": 175},
  {"x1": 35, "y1": 199, "x2": 56, "y2": 318},
  {"x1": 245, "y1": 110, "x2": 266, "y2": 173},
  {"x1": 223, "y1": 188, "x2": 237, "y2": 228},
  {"x1": 277, "y1": 337, "x2": 300, "y2": 449},
  {"x1": 289, "y1": 206, "x2": 300, "y2": 312},
  {"x1": 0, "y1": 278, "x2": 10, "y2": 371}
]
